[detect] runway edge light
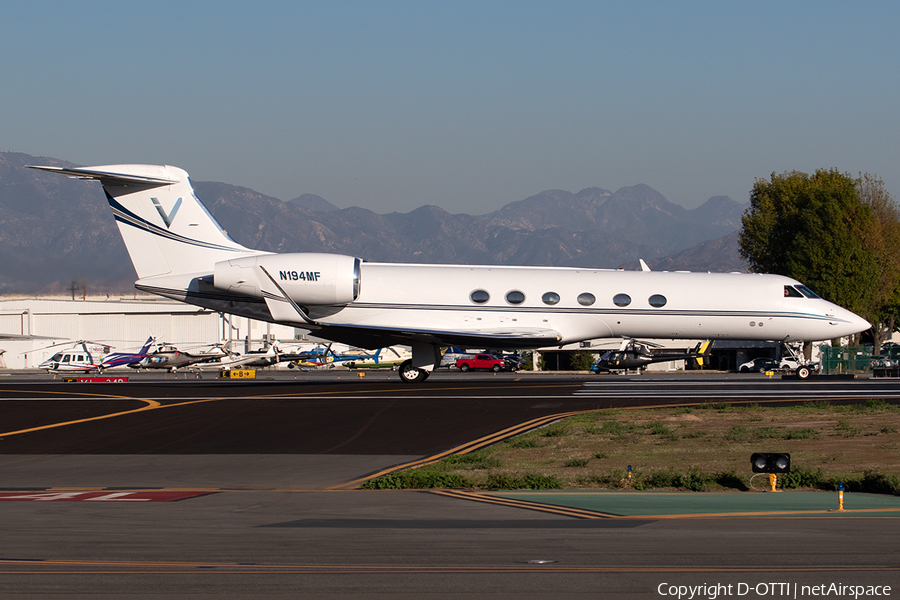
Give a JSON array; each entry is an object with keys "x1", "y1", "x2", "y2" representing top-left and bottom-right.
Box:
[{"x1": 750, "y1": 452, "x2": 790, "y2": 473}]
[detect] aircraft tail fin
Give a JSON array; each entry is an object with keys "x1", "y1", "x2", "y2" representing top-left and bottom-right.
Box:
[
  {"x1": 694, "y1": 340, "x2": 713, "y2": 367},
  {"x1": 29, "y1": 164, "x2": 261, "y2": 279},
  {"x1": 138, "y1": 336, "x2": 155, "y2": 356}
]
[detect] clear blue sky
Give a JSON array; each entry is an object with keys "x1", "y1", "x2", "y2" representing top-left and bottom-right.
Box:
[{"x1": 3, "y1": 1, "x2": 898, "y2": 214}]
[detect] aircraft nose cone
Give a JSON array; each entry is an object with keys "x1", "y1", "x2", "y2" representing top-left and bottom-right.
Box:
[
  {"x1": 852, "y1": 313, "x2": 871, "y2": 333},
  {"x1": 834, "y1": 308, "x2": 870, "y2": 338}
]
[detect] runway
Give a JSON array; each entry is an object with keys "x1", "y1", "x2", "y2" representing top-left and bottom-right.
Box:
[{"x1": 1, "y1": 370, "x2": 899, "y2": 597}]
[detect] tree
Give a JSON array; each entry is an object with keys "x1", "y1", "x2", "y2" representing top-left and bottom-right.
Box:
[
  {"x1": 569, "y1": 350, "x2": 596, "y2": 371},
  {"x1": 740, "y1": 169, "x2": 877, "y2": 317},
  {"x1": 854, "y1": 174, "x2": 900, "y2": 350}
]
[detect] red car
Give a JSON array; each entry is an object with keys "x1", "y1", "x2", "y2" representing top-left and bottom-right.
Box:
[{"x1": 455, "y1": 353, "x2": 513, "y2": 372}]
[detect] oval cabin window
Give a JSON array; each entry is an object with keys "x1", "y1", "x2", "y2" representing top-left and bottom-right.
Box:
[
  {"x1": 577, "y1": 293, "x2": 596, "y2": 306},
  {"x1": 613, "y1": 293, "x2": 631, "y2": 307},
  {"x1": 542, "y1": 292, "x2": 560, "y2": 305},
  {"x1": 648, "y1": 294, "x2": 667, "y2": 308},
  {"x1": 506, "y1": 290, "x2": 525, "y2": 305},
  {"x1": 470, "y1": 290, "x2": 490, "y2": 304}
]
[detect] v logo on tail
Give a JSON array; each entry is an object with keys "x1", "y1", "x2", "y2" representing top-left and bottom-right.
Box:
[{"x1": 152, "y1": 197, "x2": 182, "y2": 228}]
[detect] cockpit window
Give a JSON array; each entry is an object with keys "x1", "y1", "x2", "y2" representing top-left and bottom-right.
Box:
[
  {"x1": 784, "y1": 286, "x2": 804, "y2": 298},
  {"x1": 795, "y1": 285, "x2": 821, "y2": 299}
]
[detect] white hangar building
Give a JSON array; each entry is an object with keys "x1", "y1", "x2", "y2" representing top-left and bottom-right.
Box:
[{"x1": 0, "y1": 295, "x2": 309, "y2": 369}]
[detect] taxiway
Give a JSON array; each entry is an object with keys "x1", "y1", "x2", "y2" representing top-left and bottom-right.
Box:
[{"x1": 1, "y1": 370, "x2": 899, "y2": 598}]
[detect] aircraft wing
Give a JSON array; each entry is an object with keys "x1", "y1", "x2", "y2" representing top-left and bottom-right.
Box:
[{"x1": 306, "y1": 323, "x2": 563, "y2": 351}]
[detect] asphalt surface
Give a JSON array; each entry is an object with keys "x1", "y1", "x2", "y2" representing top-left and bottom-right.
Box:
[{"x1": 1, "y1": 369, "x2": 899, "y2": 598}]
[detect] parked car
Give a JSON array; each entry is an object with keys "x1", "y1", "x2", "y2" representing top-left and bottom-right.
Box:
[
  {"x1": 456, "y1": 353, "x2": 514, "y2": 372},
  {"x1": 779, "y1": 357, "x2": 801, "y2": 370},
  {"x1": 739, "y1": 356, "x2": 807, "y2": 373},
  {"x1": 500, "y1": 353, "x2": 524, "y2": 371},
  {"x1": 871, "y1": 355, "x2": 897, "y2": 368},
  {"x1": 738, "y1": 357, "x2": 779, "y2": 373}
]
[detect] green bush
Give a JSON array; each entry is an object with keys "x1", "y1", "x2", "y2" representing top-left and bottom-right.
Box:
[
  {"x1": 599, "y1": 420, "x2": 639, "y2": 436},
  {"x1": 648, "y1": 422, "x2": 673, "y2": 436},
  {"x1": 804, "y1": 399, "x2": 831, "y2": 409},
  {"x1": 629, "y1": 468, "x2": 751, "y2": 492},
  {"x1": 781, "y1": 466, "x2": 829, "y2": 490},
  {"x1": 520, "y1": 473, "x2": 562, "y2": 489},
  {"x1": 361, "y1": 468, "x2": 473, "y2": 490},
  {"x1": 569, "y1": 350, "x2": 596, "y2": 371},
  {"x1": 590, "y1": 469, "x2": 627, "y2": 487},
  {"x1": 484, "y1": 473, "x2": 521, "y2": 489},
  {"x1": 723, "y1": 425, "x2": 748, "y2": 441},
  {"x1": 859, "y1": 470, "x2": 900, "y2": 495},
  {"x1": 439, "y1": 450, "x2": 501, "y2": 469},
  {"x1": 679, "y1": 468, "x2": 712, "y2": 492},
  {"x1": 752, "y1": 426, "x2": 784, "y2": 439},
  {"x1": 865, "y1": 399, "x2": 891, "y2": 411},
  {"x1": 714, "y1": 470, "x2": 749, "y2": 491},
  {"x1": 541, "y1": 424, "x2": 570, "y2": 437},
  {"x1": 634, "y1": 469, "x2": 707, "y2": 491},
  {"x1": 484, "y1": 473, "x2": 562, "y2": 490},
  {"x1": 564, "y1": 458, "x2": 590, "y2": 468},
  {"x1": 784, "y1": 428, "x2": 817, "y2": 440},
  {"x1": 505, "y1": 436, "x2": 541, "y2": 449}
]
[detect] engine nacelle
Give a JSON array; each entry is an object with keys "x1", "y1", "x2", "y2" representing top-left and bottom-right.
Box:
[{"x1": 213, "y1": 253, "x2": 360, "y2": 306}]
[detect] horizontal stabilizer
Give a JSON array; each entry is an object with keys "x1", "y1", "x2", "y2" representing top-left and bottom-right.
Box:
[
  {"x1": 28, "y1": 165, "x2": 178, "y2": 187},
  {"x1": 32, "y1": 163, "x2": 257, "y2": 280}
]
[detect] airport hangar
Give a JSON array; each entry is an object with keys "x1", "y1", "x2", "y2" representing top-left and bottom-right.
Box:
[
  {"x1": 0, "y1": 295, "x2": 309, "y2": 370},
  {"x1": 1, "y1": 294, "x2": 799, "y2": 371}
]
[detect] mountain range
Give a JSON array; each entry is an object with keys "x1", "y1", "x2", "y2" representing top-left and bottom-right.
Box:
[{"x1": 0, "y1": 151, "x2": 748, "y2": 294}]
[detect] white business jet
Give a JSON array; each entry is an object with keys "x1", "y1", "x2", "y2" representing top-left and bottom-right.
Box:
[{"x1": 30, "y1": 164, "x2": 870, "y2": 383}]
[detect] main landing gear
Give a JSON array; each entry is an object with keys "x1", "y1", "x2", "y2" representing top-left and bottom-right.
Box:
[
  {"x1": 397, "y1": 342, "x2": 442, "y2": 384},
  {"x1": 399, "y1": 359, "x2": 429, "y2": 383}
]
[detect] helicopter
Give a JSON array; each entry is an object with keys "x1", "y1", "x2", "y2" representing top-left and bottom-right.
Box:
[
  {"x1": 99, "y1": 336, "x2": 156, "y2": 370},
  {"x1": 286, "y1": 344, "x2": 384, "y2": 369},
  {"x1": 591, "y1": 339, "x2": 712, "y2": 373},
  {"x1": 38, "y1": 341, "x2": 111, "y2": 373}
]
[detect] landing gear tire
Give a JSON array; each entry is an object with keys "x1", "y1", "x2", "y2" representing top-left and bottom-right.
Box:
[
  {"x1": 796, "y1": 366, "x2": 811, "y2": 380},
  {"x1": 399, "y1": 359, "x2": 428, "y2": 383}
]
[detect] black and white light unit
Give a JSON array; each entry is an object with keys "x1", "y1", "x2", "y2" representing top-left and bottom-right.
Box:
[
  {"x1": 750, "y1": 452, "x2": 790, "y2": 473},
  {"x1": 751, "y1": 452, "x2": 790, "y2": 492}
]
